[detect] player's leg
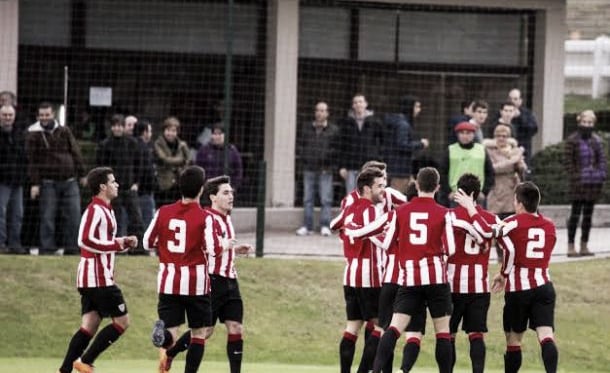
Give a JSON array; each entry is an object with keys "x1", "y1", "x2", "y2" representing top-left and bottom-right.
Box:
[
  {"x1": 378, "y1": 283, "x2": 399, "y2": 373},
  {"x1": 503, "y1": 291, "x2": 528, "y2": 373},
  {"x1": 185, "y1": 327, "x2": 207, "y2": 373},
  {"x1": 225, "y1": 320, "x2": 244, "y2": 373},
  {"x1": 531, "y1": 283, "x2": 558, "y2": 373},
  {"x1": 566, "y1": 200, "x2": 583, "y2": 256},
  {"x1": 340, "y1": 286, "x2": 363, "y2": 373},
  {"x1": 464, "y1": 294, "x2": 490, "y2": 373},
  {"x1": 76, "y1": 287, "x2": 129, "y2": 370},
  {"x1": 427, "y1": 284, "x2": 453, "y2": 373},
  {"x1": 184, "y1": 294, "x2": 213, "y2": 373},
  {"x1": 448, "y1": 293, "x2": 465, "y2": 371},
  {"x1": 58, "y1": 310, "x2": 101, "y2": 373},
  {"x1": 400, "y1": 307, "x2": 426, "y2": 373},
  {"x1": 373, "y1": 312, "x2": 410, "y2": 373},
  {"x1": 156, "y1": 294, "x2": 188, "y2": 371},
  {"x1": 357, "y1": 287, "x2": 382, "y2": 373},
  {"x1": 504, "y1": 331, "x2": 524, "y2": 373}
]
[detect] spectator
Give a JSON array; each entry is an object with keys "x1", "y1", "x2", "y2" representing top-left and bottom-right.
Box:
[
  {"x1": 295, "y1": 101, "x2": 340, "y2": 237},
  {"x1": 440, "y1": 121, "x2": 494, "y2": 207},
  {"x1": 0, "y1": 105, "x2": 26, "y2": 254},
  {"x1": 0, "y1": 91, "x2": 17, "y2": 107},
  {"x1": 338, "y1": 94, "x2": 383, "y2": 194},
  {"x1": 564, "y1": 109, "x2": 607, "y2": 257},
  {"x1": 154, "y1": 116, "x2": 191, "y2": 206},
  {"x1": 26, "y1": 102, "x2": 85, "y2": 255},
  {"x1": 96, "y1": 114, "x2": 144, "y2": 241},
  {"x1": 469, "y1": 100, "x2": 489, "y2": 143},
  {"x1": 124, "y1": 115, "x2": 137, "y2": 136},
  {"x1": 134, "y1": 119, "x2": 157, "y2": 228},
  {"x1": 483, "y1": 124, "x2": 527, "y2": 260},
  {"x1": 195, "y1": 122, "x2": 243, "y2": 191},
  {"x1": 383, "y1": 95, "x2": 429, "y2": 194},
  {"x1": 447, "y1": 99, "x2": 474, "y2": 144},
  {"x1": 508, "y1": 88, "x2": 538, "y2": 166}
]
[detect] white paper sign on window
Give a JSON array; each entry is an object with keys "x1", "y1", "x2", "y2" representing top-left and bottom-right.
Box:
[{"x1": 89, "y1": 87, "x2": 112, "y2": 107}]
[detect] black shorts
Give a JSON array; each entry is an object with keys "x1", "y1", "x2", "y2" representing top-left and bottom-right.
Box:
[
  {"x1": 344, "y1": 286, "x2": 381, "y2": 321},
  {"x1": 503, "y1": 282, "x2": 556, "y2": 333},
  {"x1": 79, "y1": 285, "x2": 128, "y2": 318},
  {"x1": 158, "y1": 293, "x2": 212, "y2": 329},
  {"x1": 378, "y1": 282, "x2": 426, "y2": 333},
  {"x1": 449, "y1": 292, "x2": 490, "y2": 334},
  {"x1": 210, "y1": 274, "x2": 243, "y2": 324},
  {"x1": 394, "y1": 284, "x2": 452, "y2": 319}
]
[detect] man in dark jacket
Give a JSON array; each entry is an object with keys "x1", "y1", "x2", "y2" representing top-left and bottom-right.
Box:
[
  {"x1": 508, "y1": 88, "x2": 538, "y2": 166},
  {"x1": 96, "y1": 114, "x2": 144, "y2": 242},
  {"x1": 383, "y1": 95, "x2": 429, "y2": 194},
  {"x1": 0, "y1": 105, "x2": 27, "y2": 254},
  {"x1": 134, "y1": 119, "x2": 157, "y2": 228},
  {"x1": 338, "y1": 94, "x2": 383, "y2": 194},
  {"x1": 26, "y1": 102, "x2": 86, "y2": 255},
  {"x1": 296, "y1": 101, "x2": 340, "y2": 236}
]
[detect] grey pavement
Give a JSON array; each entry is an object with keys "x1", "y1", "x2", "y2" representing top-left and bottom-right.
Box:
[{"x1": 240, "y1": 228, "x2": 610, "y2": 263}]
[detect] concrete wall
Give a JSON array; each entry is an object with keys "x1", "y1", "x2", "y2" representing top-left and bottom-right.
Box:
[
  {"x1": 567, "y1": 0, "x2": 610, "y2": 39},
  {"x1": 0, "y1": 0, "x2": 19, "y2": 94}
]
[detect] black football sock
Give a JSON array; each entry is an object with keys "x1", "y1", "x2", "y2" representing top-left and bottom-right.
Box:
[
  {"x1": 372, "y1": 326, "x2": 400, "y2": 373},
  {"x1": 185, "y1": 337, "x2": 205, "y2": 373},
  {"x1": 505, "y1": 346, "x2": 522, "y2": 373},
  {"x1": 81, "y1": 323, "x2": 124, "y2": 365},
  {"x1": 540, "y1": 338, "x2": 558, "y2": 373},
  {"x1": 167, "y1": 330, "x2": 191, "y2": 358},
  {"x1": 435, "y1": 333, "x2": 452, "y2": 373},
  {"x1": 339, "y1": 331, "x2": 357, "y2": 373},
  {"x1": 469, "y1": 333, "x2": 486, "y2": 373},
  {"x1": 382, "y1": 351, "x2": 394, "y2": 373},
  {"x1": 227, "y1": 333, "x2": 243, "y2": 373},
  {"x1": 59, "y1": 328, "x2": 93, "y2": 373},
  {"x1": 401, "y1": 337, "x2": 421, "y2": 372},
  {"x1": 450, "y1": 336, "x2": 456, "y2": 371},
  {"x1": 357, "y1": 329, "x2": 380, "y2": 373},
  {"x1": 161, "y1": 329, "x2": 174, "y2": 349}
]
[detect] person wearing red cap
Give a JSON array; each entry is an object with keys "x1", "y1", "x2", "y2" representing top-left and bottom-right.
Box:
[{"x1": 439, "y1": 121, "x2": 494, "y2": 207}]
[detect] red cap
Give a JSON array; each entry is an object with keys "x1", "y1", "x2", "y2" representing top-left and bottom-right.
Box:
[{"x1": 454, "y1": 121, "x2": 477, "y2": 132}]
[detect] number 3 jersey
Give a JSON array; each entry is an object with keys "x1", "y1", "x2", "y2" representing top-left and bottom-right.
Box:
[
  {"x1": 447, "y1": 205, "x2": 498, "y2": 294},
  {"x1": 144, "y1": 201, "x2": 219, "y2": 296}
]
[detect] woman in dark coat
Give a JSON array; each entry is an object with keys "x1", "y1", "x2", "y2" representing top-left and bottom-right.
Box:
[{"x1": 564, "y1": 109, "x2": 607, "y2": 257}]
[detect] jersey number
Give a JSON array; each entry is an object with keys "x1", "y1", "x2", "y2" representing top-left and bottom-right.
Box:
[
  {"x1": 463, "y1": 235, "x2": 480, "y2": 255},
  {"x1": 525, "y1": 228, "x2": 545, "y2": 258},
  {"x1": 409, "y1": 213, "x2": 429, "y2": 245},
  {"x1": 168, "y1": 219, "x2": 187, "y2": 253}
]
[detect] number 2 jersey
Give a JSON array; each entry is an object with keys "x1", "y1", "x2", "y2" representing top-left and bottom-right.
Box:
[
  {"x1": 471, "y1": 211, "x2": 557, "y2": 292},
  {"x1": 144, "y1": 201, "x2": 219, "y2": 296}
]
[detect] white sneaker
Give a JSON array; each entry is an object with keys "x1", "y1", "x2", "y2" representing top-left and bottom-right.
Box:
[
  {"x1": 320, "y1": 226, "x2": 332, "y2": 237},
  {"x1": 296, "y1": 226, "x2": 312, "y2": 236}
]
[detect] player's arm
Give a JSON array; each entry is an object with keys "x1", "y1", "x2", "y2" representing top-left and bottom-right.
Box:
[
  {"x1": 345, "y1": 211, "x2": 395, "y2": 240},
  {"x1": 386, "y1": 187, "x2": 407, "y2": 207},
  {"x1": 496, "y1": 234, "x2": 516, "y2": 278},
  {"x1": 330, "y1": 208, "x2": 346, "y2": 231},
  {"x1": 142, "y1": 210, "x2": 160, "y2": 251},
  {"x1": 204, "y1": 214, "x2": 223, "y2": 256},
  {"x1": 78, "y1": 206, "x2": 126, "y2": 253},
  {"x1": 443, "y1": 212, "x2": 457, "y2": 257}
]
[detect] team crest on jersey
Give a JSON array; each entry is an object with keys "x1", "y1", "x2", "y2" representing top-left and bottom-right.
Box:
[{"x1": 118, "y1": 303, "x2": 125, "y2": 312}]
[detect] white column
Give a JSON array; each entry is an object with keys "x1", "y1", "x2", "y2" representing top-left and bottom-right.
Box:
[
  {"x1": 0, "y1": 0, "x2": 19, "y2": 95},
  {"x1": 264, "y1": 0, "x2": 299, "y2": 207},
  {"x1": 533, "y1": 3, "x2": 566, "y2": 150}
]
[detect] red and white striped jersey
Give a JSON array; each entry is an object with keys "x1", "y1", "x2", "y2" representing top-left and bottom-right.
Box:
[
  {"x1": 346, "y1": 197, "x2": 454, "y2": 287},
  {"x1": 143, "y1": 201, "x2": 217, "y2": 296},
  {"x1": 340, "y1": 197, "x2": 384, "y2": 288},
  {"x1": 339, "y1": 187, "x2": 406, "y2": 214},
  {"x1": 493, "y1": 213, "x2": 556, "y2": 292},
  {"x1": 447, "y1": 205, "x2": 498, "y2": 294},
  {"x1": 205, "y1": 208, "x2": 238, "y2": 279},
  {"x1": 76, "y1": 197, "x2": 125, "y2": 288}
]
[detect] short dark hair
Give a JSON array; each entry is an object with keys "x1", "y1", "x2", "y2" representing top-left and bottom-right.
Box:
[
  {"x1": 360, "y1": 160, "x2": 386, "y2": 172},
  {"x1": 416, "y1": 167, "x2": 440, "y2": 193},
  {"x1": 134, "y1": 119, "x2": 152, "y2": 136},
  {"x1": 405, "y1": 181, "x2": 418, "y2": 201},
  {"x1": 514, "y1": 181, "x2": 540, "y2": 213},
  {"x1": 87, "y1": 167, "x2": 114, "y2": 195},
  {"x1": 38, "y1": 101, "x2": 54, "y2": 112},
  {"x1": 472, "y1": 100, "x2": 488, "y2": 111},
  {"x1": 461, "y1": 100, "x2": 474, "y2": 111},
  {"x1": 500, "y1": 101, "x2": 515, "y2": 110},
  {"x1": 456, "y1": 173, "x2": 481, "y2": 201},
  {"x1": 110, "y1": 114, "x2": 125, "y2": 127},
  {"x1": 202, "y1": 175, "x2": 231, "y2": 206},
  {"x1": 179, "y1": 166, "x2": 206, "y2": 199},
  {"x1": 357, "y1": 168, "x2": 385, "y2": 195}
]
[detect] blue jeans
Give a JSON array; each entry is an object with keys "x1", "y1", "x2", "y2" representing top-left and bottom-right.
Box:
[
  {"x1": 0, "y1": 183, "x2": 23, "y2": 249},
  {"x1": 39, "y1": 179, "x2": 81, "y2": 253},
  {"x1": 344, "y1": 169, "x2": 358, "y2": 195},
  {"x1": 303, "y1": 170, "x2": 333, "y2": 230},
  {"x1": 139, "y1": 193, "x2": 156, "y2": 229}
]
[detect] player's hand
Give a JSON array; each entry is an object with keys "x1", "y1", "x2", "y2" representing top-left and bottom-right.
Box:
[
  {"x1": 453, "y1": 189, "x2": 476, "y2": 215},
  {"x1": 30, "y1": 185, "x2": 40, "y2": 199},
  {"x1": 124, "y1": 235, "x2": 138, "y2": 249},
  {"x1": 491, "y1": 273, "x2": 506, "y2": 293},
  {"x1": 234, "y1": 243, "x2": 254, "y2": 257}
]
